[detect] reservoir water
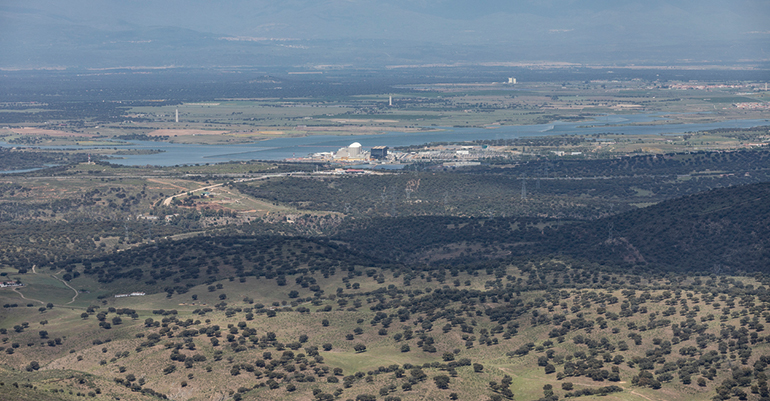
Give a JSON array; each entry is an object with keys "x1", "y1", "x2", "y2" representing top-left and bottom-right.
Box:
[{"x1": 2, "y1": 114, "x2": 768, "y2": 167}]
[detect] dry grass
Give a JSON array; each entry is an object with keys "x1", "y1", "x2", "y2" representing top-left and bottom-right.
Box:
[
  {"x1": 146, "y1": 129, "x2": 229, "y2": 137},
  {"x1": 2, "y1": 264, "x2": 768, "y2": 400},
  {"x1": 2, "y1": 127, "x2": 95, "y2": 137}
]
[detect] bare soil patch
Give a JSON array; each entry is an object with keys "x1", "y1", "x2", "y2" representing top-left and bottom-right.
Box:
[{"x1": 147, "y1": 129, "x2": 229, "y2": 136}]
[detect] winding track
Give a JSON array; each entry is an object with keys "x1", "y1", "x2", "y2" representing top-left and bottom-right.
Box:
[
  {"x1": 51, "y1": 270, "x2": 79, "y2": 304},
  {"x1": 11, "y1": 287, "x2": 44, "y2": 304},
  {"x1": 3, "y1": 268, "x2": 79, "y2": 305}
]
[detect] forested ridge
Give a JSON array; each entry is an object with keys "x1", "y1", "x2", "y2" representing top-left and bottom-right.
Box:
[
  {"x1": 0, "y1": 148, "x2": 92, "y2": 171},
  {"x1": 598, "y1": 181, "x2": 770, "y2": 272},
  {"x1": 37, "y1": 180, "x2": 769, "y2": 296},
  {"x1": 475, "y1": 146, "x2": 770, "y2": 178},
  {"x1": 335, "y1": 181, "x2": 770, "y2": 275},
  {"x1": 237, "y1": 148, "x2": 770, "y2": 220}
]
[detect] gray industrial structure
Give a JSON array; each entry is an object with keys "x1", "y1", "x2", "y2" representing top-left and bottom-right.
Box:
[{"x1": 370, "y1": 146, "x2": 388, "y2": 160}]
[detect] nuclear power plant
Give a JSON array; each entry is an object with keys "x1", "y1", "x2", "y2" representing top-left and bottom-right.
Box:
[
  {"x1": 306, "y1": 143, "x2": 392, "y2": 163},
  {"x1": 334, "y1": 142, "x2": 366, "y2": 160}
]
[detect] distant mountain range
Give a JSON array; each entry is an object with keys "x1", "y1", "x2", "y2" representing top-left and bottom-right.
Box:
[{"x1": 1, "y1": 0, "x2": 768, "y2": 69}]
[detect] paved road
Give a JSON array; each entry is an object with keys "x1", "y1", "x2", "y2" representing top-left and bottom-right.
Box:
[{"x1": 161, "y1": 182, "x2": 226, "y2": 206}]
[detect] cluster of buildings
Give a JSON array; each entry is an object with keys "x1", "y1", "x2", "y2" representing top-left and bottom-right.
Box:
[
  {"x1": 306, "y1": 142, "x2": 512, "y2": 166},
  {"x1": 395, "y1": 145, "x2": 505, "y2": 163},
  {"x1": 0, "y1": 281, "x2": 22, "y2": 288},
  {"x1": 135, "y1": 213, "x2": 179, "y2": 222},
  {"x1": 311, "y1": 142, "x2": 389, "y2": 162},
  {"x1": 734, "y1": 102, "x2": 770, "y2": 110},
  {"x1": 114, "y1": 292, "x2": 146, "y2": 298},
  {"x1": 667, "y1": 83, "x2": 750, "y2": 90},
  {"x1": 552, "y1": 150, "x2": 583, "y2": 156}
]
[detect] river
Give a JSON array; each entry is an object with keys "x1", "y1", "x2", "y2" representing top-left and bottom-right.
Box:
[{"x1": 1, "y1": 114, "x2": 768, "y2": 167}]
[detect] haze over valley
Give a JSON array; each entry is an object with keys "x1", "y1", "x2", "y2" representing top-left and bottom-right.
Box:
[{"x1": 1, "y1": 2, "x2": 770, "y2": 401}]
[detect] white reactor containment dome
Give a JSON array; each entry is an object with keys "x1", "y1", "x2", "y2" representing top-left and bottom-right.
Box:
[{"x1": 349, "y1": 142, "x2": 362, "y2": 156}]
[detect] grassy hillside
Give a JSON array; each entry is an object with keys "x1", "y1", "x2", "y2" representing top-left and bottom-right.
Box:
[{"x1": 3, "y1": 255, "x2": 770, "y2": 401}]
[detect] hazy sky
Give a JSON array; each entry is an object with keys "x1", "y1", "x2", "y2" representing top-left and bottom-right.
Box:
[{"x1": 1, "y1": 1, "x2": 768, "y2": 68}]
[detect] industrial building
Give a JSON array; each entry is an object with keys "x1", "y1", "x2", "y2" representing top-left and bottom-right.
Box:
[
  {"x1": 334, "y1": 142, "x2": 367, "y2": 161},
  {"x1": 370, "y1": 146, "x2": 388, "y2": 160}
]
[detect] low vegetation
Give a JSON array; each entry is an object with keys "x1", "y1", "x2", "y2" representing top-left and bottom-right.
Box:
[{"x1": 1, "y1": 72, "x2": 770, "y2": 399}]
